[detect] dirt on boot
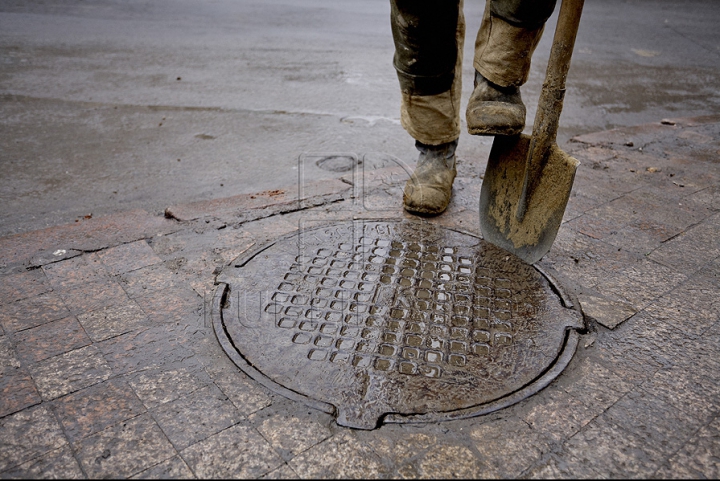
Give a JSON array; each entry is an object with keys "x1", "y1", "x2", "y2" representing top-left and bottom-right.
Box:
[
  {"x1": 403, "y1": 140, "x2": 458, "y2": 216},
  {"x1": 466, "y1": 73, "x2": 526, "y2": 136}
]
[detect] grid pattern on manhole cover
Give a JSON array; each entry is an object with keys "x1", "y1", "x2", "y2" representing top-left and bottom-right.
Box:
[
  {"x1": 267, "y1": 238, "x2": 520, "y2": 379},
  {"x1": 216, "y1": 220, "x2": 582, "y2": 429}
]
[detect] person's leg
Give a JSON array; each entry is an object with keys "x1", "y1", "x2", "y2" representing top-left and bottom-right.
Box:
[
  {"x1": 466, "y1": 0, "x2": 557, "y2": 136},
  {"x1": 390, "y1": 0, "x2": 465, "y2": 215}
]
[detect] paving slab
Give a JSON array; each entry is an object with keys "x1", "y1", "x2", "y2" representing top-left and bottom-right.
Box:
[
  {"x1": 0, "y1": 117, "x2": 718, "y2": 478},
  {"x1": 0, "y1": 367, "x2": 41, "y2": 419},
  {"x1": 13, "y1": 316, "x2": 91, "y2": 364},
  {"x1": 0, "y1": 406, "x2": 68, "y2": 473},
  {"x1": 164, "y1": 178, "x2": 352, "y2": 223},
  {"x1": 0, "y1": 292, "x2": 71, "y2": 334},
  {"x1": 51, "y1": 377, "x2": 147, "y2": 446},
  {"x1": 179, "y1": 424, "x2": 284, "y2": 479},
  {"x1": 74, "y1": 413, "x2": 177, "y2": 479},
  {"x1": 0, "y1": 209, "x2": 178, "y2": 274}
]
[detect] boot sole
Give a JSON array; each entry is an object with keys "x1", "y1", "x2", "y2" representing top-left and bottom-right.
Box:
[
  {"x1": 467, "y1": 125, "x2": 524, "y2": 136},
  {"x1": 402, "y1": 203, "x2": 448, "y2": 216}
]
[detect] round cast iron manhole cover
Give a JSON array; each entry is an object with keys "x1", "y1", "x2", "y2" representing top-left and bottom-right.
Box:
[
  {"x1": 214, "y1": 220, "x2": 583, "y2": 429},
  {"x1": 315, "y1": 155, "x2": 360, "y2": 172}
]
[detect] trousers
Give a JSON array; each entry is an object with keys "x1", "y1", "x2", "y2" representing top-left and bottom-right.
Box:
[{"x1": 390, "y1": 0, "x2": 557, "y2": 145}]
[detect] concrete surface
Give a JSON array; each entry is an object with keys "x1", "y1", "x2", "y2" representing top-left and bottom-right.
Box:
[
  {"x1": 0, "y1": 115, "x2": 718, "y2": 478},
  {"x1": 2, "y1": 0, "x2": 720, "y2": 236}
]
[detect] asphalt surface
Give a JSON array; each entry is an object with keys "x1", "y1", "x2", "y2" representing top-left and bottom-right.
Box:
[{"x1": 1, "y1": 0, "x2": 719, "y2": 236}]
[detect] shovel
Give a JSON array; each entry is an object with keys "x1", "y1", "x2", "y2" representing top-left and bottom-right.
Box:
[{"x1": 479, "y1": 0, "x2": 584, "y2": 264}]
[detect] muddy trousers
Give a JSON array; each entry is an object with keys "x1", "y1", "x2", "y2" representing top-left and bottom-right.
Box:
[{"x1": 391, "y1": 0, "x2": 557, "y2": 145}]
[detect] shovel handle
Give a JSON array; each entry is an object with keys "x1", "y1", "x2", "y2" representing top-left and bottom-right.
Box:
[{"x1": 516, "y1": 0, "x2": 584, "y2": 220}]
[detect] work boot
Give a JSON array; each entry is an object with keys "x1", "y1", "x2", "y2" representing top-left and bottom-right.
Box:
[
  {"x1": 403, "y1": 139, "x2": 458, "y2": 216},
  {"x1": 466, "y1": 71, "x2": 526, "y2": 136}
]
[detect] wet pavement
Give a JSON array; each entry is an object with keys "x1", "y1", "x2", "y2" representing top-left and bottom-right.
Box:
[
  {"x1": 0, "y1": 115, "x2": 718, "y2": 478},
  {"x1": 2, "y1": 0, "x2": 719, "y2": 236}
]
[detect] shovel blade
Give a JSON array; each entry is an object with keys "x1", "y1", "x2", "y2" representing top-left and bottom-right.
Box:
[{"x1": 479, "y1": 134, "x2": 579, "y2": 264}]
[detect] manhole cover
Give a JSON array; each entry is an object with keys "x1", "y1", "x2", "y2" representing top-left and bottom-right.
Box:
[
  {"x1": 214, "y1": 220, "x2": 583, "y2": 429},
  {"x1": 316, "y1": 155, "x2": 359, "y2": 172}
]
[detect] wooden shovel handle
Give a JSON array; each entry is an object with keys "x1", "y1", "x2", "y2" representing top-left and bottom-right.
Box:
[{"x1": 516, "y1": 0, "x2": 584, "y2": 220}]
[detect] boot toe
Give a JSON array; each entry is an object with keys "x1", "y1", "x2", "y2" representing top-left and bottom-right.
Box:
[
  {"x1": 403, "y1": 182, "x2": 452, "y2": 216},
  {"x1": 402, "y1": 140, "x2": 457, "y2": 216}
]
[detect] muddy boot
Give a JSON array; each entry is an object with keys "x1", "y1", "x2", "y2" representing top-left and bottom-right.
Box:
[
  {"x1": 403, "y1": 139, "x2": 458, "y2": 216},
  {"x1": 466, "y1": 71, "x2": 526, "y2": 136}
]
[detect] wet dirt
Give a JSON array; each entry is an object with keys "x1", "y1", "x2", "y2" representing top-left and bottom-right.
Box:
[{"x1": 481, "y1": 136, "x2": 578, "y2": 263}]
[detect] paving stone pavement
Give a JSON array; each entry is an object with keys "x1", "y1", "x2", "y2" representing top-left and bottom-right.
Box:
[{"x1": 0, "y1": 116, "x2": 718, "y2": 479}]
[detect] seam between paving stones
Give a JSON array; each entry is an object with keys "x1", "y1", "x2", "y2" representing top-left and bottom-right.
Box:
[
  {"x1": 626, "y1": 266, "x2": 720, "y2": 346},
  {"x1": 588, "y1": 314, "x2": 667, "y2": 378},
  {"x1": 150, "y1": 422, "x2": 200, "y2": 479},
  {"x1": 652, "y1": 219, "x2": 707, "y2": 249},
  {"x1": 635, "y1": 367, "x2": 719, "y2": 420},
  {"x1": 569, "y1": 176, "x2": 645, "y2": 214},
  {"x1": 529, "y1": 391, "x2": 631, "y2": 478},
  {"x1": 1, "y1": 217, "x2": 182, "y2": 275},
  {"x1": 250, "y1": 422, "x2": 318, "y2": 474},
  {"x1": 0, "y1": 328, "x2": 43, "y2": 419},
  {"x1": 249, "y1": 410, "x2": 333, "y2": 464},
  {"x1": 128, "y1": 456, "x2": 193, "y2": 480},
  {"x1": 265, "y1": 462, "x2": 300, "y2": 479},
  {"x1": 519, "y1": 452, "x2": 578, "y2": 478},
  {"x1": 47, "y1": 399, "x2": 95, "y2": 479},
  {"x1": 473, "y1": 413, "x2": 541, "y2": 476},
  {"x1": 0, "y1": 404, "x2": 89, "y2": 477},
  {"x1": 651, "y1": 459, "x2": 704, "y2": 479},
  {"x1": 134, "y1": 421, "x2": 181, "y2": 478},
  {"x1": 146, "y1": 378, "x2": 233, "y2": 446},
  {"x1": 88, "y1": 410, "x2": 178, "y2": 478},
  {"x1": 565, "y1": 196, "x2": 702, "y2": 260},
  {"x1": 172, "y1": 420, "x2": 272, "y2": 479},
  {"x1": 164, "y1": 178, "x2": 352, "y2": 224},
  {"x1": 563, "y1": 223, "x2": 642, "y2": 262},
  {"x1": 1, "y1": 234, "x2": 177, "y2": 283},
  {"x1": 174, "y1": 435, "x2": 202, "y2": 479},
  {"x1": 0, "y1": 281, "x2": 55, "y2": 420},
  {"x1": 647, "y1": 410, "x2": 720, "y2": 479},
  {"x1": 1, "y1": 286, "x2": 77, "y2": 337},
  {"x1": 24, "y1": 380, "x2": 172, "y2": 477},
  {"x1": 142, "y1": 375, "x2": 260, "y2": 461},
  {"x1": 487, "y1": 415, "x2": 555, "y2": 478},
  {"x1": 515, "y1": 342, "x2": 656, "y2": 472},
  {"x1": 515, "y1": 383, "x2": 623, "y2": 478},
  {"x1": 545, "y1": 354, "x2": 720, "y2": 476},
  {"x1": 637, "y1": 304, "x2": 709, "y2": 344},
  {"x1": 353, "y1": 421, "x2": 451, "y2": 475},
  {"x1": 196, "y1": 195, "x2": 349, "y2": 229},
  {"x1": 604, "y1": 256, "x2": 696, "y2": 307}
]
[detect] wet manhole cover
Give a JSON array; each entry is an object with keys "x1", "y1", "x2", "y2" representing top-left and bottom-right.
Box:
[{"x1": 213, "y1": 220, "x2": 583, "y2": 429}]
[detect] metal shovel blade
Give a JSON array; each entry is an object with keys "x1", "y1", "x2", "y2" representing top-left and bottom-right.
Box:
[{"x1": 479, "y1": 134, "x2": 579, "y2": 264}]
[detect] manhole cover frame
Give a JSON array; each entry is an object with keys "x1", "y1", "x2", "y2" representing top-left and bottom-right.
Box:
[{"x1": 212, "y1": 219, "x2": 583, "y2": 427}]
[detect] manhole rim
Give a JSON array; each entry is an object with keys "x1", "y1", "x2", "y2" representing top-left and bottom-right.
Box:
[
  {"x1": 212, "y1": 282, "x2": 335, "y2": 416},
  {"x1": 212, "y1": 219, "x2": 583, "y2": 426}
]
